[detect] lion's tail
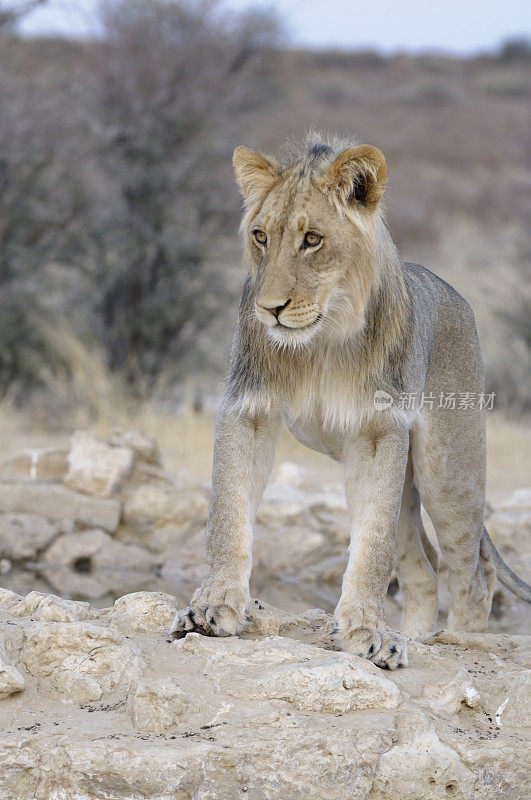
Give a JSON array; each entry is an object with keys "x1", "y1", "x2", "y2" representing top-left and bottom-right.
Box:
[{"x1": 483, "y1": 527, "x2": 531, "y2": 603}]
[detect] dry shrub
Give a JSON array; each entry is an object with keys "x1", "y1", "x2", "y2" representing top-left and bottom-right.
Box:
[{"x1": 27, "y1": 324, "x2": 134, "y2": 429}]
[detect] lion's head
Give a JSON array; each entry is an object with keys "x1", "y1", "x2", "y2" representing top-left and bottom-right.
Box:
[{"x1": 233, "y1": 135, "x2": 388, "y2": 349}]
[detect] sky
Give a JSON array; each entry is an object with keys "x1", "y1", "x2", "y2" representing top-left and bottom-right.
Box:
[{"x1": 9, "y1": 0, "x2": 531, "y2": 54}]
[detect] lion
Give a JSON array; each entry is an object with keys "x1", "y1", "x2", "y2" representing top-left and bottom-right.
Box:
[{"x1": 171, "y1": 133, "x2": 530, "y2": 669}]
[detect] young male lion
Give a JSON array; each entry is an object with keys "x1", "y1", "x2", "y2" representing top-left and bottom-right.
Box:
[{"x1": 172, "y1": 134, "x2": 530, "y2": 669}]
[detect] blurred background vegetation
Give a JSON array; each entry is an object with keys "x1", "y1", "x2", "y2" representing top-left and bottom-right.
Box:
[{"x1": 0, "y1": 0, "x2": 530, "y2": 425}]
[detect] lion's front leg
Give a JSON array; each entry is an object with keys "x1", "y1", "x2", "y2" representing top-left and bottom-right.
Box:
[
  {"x1": 334, "y1": 423, "x2": 410, "y2": 669},
  {"x1": 171, "y1": 400, "x2": 279, "y2": 638}
]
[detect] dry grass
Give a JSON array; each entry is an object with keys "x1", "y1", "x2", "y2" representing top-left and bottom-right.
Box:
[{"x1": 36, "y1": 324, "x2": 135, "y2": 426}]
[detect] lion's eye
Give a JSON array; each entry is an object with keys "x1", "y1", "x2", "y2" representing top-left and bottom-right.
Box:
[
  {"x1": 303, "y1": 232, "x2": 321, "y2": 248},
  {"x1": 253, "y1": 230, "x2": 267, "y2": 245}
]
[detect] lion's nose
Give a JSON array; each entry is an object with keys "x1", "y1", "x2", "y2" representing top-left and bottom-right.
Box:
[{"x1": 259, "y1": 298, "x2": 292, "y2": 318}]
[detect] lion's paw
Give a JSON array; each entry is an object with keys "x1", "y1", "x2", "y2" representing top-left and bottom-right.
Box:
[
  {"x1": 333, "y1": 624, "x2": 408, "y2": 670},
  {"x1": 170, "y1": 602, "x2": 245, "y2": 639}
]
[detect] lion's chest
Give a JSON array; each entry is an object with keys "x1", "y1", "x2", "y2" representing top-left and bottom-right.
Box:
[
  {"x1": 281, "y1": 372, "x2": 372, "y2": 462},
  {"x1": 282, "y1": 414, "x2": 345, "y2": 461}
]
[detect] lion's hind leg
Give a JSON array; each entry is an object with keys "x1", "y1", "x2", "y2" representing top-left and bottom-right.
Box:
[
  {"x1": 396, "y1": 454, "x2": 439, "y2": 640},
  {"x1": 411, "y1": 411, "x2": 495, "y2": 632}
]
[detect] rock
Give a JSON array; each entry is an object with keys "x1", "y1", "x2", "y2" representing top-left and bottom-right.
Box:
[
  {"x1": 0, "y1": 593, "x2": 528, "y2": 799},
  {"x1": 299, "y1": 607, "x2": 332, "y2": 629},
  {"x1": 22, "y1": 621, "x2": 143, "y2": 703},
  {"x1": 486, "y1": 488, "x2": 531, "y2": 565},
  {"x1": 0, "y1": 641, "x2": 25, "y2": 700},
  {"x1": 427, "y1": 630, "x2": 519, "y2": 654},
  {"x1": 257, "y1": 485, "x2": 310, "y2": 529},
  {"x1": 0, "y1": 435, "x2": 529, "y2": 796},
  {"x1": 494, "y1": 673, "x2": 531, "y2": 729},
  {"x1": 483, "y1": 489, "x2": 531, "y2": 635},
  {"x1": 177, "y1": 634, "x2": 402, "y2": 713},
  {"x1": 0, "y1": 513, "x2": 69, "y2": 560},
  {"x1": 0, "y1": 448, "x2": 67, "y2": 482},
  {"x1": 299, "y1": 553, "x2": 348, "y2": 584},
  {"x1": 0, "y1": 588, "x2": 24, "y2": 612},
  {"x1": 109, "y1": 429, "x2": 162, "y2": 466},
  {"x1": 421, "y1": 669, "x2": 481, "y2": 717},
  {"x1": 245, "y1": 599, "x2": 311, "y2": 637},
  {"x1": 129, "y1": 677, "x2": 190, "y2": 732},
  {"x1": 257, "y1": 478, "x2": 349, "y2": 543},
  {"x1": 11, "y1": 591, "x2": 93, "y2": 622},
  {"x1": 253, "y1": 527, "x2": 326, "y2": 572},
  {"x1": 41, "y1": 530, "x2": 159, "y2": 600},
  {"x1": 109, "y1": 591, "x2": 177, "y2": 633},
  {"x1": 372, "y1": 712, "x2": 477, "y2": 800},
  {"x1": 122, "y1": 482, "x2": 208, "y2": 533},
  {"x1": 488, "y1": 505, "x2": 531, "y2": 562},
  {"x1": 64, "y1": 431, "x2": 134, "y2": 498},
  {"x1": 0, "y1": 483, "x2": 121, "y2": 532}
]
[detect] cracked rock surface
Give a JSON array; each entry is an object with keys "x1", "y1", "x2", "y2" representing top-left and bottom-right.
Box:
[{"x1": 0, "y1": 590, "x2": 529, "y2": 800}]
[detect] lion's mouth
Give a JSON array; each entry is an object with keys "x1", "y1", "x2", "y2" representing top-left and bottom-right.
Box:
[{"x1": 275, "y1": 314, "x2": 322, "y2": 331}]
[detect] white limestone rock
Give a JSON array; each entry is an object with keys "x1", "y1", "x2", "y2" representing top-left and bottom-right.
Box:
[
  {"x1": 0, "y1": 591, "x2": 528, "y2": 800},
  {"x1": 258, "y1": 474, "x2": 349, "y2": 543},
  {"x1": 486, "y1": 488, "x2": 531, "y2": 604},
  {"x1": 253, "y1": 527, "x2": 327, "y2": 573},
  {"x1": 0, "y1": 482, "x2": 121, "y2": 532},
  {"x1": 109, "y1": 591, "x2": 178, "y2": 633},
  {"x1": 421, "y1": 669, "x2": 481, "y2": 717},
  {"x1": 245, "y1": 598, "x2": 312, "y2": 637},
  {"x1": 129, "y1": 676, "x2": 191, "y2": 732},
  {"x1": 0, "y1": 642, "x2": 25, "y2": 700},
  {"x1": 64, "y1": 430, "x2": 134, "y2": 498},
  {"x1": 122, "y1": 481, "x2": 209, "y2": 533},
  {"x1": 109, "y1": 429, "x2": 162, "y2": 466},
  {"x1": 22, "y1": 620, "x2": 143, "y2": 703},
  {"x1": 0, "y1": 514, "x2": 70, "y2": 561},
  {"x1": 177, "y1": 634, "x2": 402, "y2": 713},
  {"x1": 372, "y1": 712, "x2": 477, "y2": 800},
  {"x1": 273, "y1": 461, "x2": 311, "y2": 488},
  {"x1": 0, "y1": 588, "x2": 24, "y2": 612},
  {"x1": 11, "y1": 591, "x2": 93, "y2": 622},
  {"x1": 0, "y1": 447, "x2": 68, "y2": 482}
]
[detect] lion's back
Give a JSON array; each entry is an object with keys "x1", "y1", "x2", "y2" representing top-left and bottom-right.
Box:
[{"x1": 402, "y1": 261, "x2": 484, "y2": 392}]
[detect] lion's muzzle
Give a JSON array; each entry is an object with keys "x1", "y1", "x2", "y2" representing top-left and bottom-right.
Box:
[{"x1": 255, "y1": 298, "x2": 321, "y2": 330}]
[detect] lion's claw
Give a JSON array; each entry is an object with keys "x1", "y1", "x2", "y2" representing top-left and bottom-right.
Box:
[
  {"x1": 170, "y1": 602, "x2": 245, "y2": 638},
  {"x1": 333, "y1": 624, "x2": 408, "y2": 670}
]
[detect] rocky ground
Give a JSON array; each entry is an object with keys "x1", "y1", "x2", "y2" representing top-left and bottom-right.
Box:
[
  {"x1": 0, "y1": 592, "x2": 529, "y2": 799},
  {"x1": 0, "y1": 430, "x2": 529, "y2": 798}
]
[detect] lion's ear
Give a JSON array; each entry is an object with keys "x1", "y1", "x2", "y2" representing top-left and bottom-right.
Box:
[
  {"x1": 232, "y1": 146, "x2": 281, "y2": 200},
  {"x1": 321, "y1": 144, "x2": 387, "y2": 212}
]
